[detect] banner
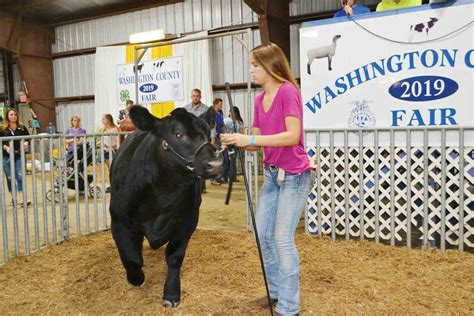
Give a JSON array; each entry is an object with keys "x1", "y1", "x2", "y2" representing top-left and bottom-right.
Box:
[
  {"x1": 300, "y1": 1, "x2": 473, "y2": 133},
  {"x1": 116, "y1": 56, "x2": 184, "y2": 105}
]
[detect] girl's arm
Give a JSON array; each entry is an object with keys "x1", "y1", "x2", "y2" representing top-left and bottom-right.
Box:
[
  {"x1": 239, "y1": 127, "x2": 260, "y2": 151},
  {"x1": 221, "y1": 117, "x2": 301, "y2": 149}
]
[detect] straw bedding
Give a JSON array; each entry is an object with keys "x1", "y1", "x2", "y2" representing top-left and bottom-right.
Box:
[{"x1": 0, "y1": 229, "x2": 472, "y2": 314}]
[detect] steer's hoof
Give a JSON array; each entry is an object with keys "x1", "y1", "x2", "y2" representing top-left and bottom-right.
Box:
[
  {"x1": 127, "y1": 270, "x2": 145, "y2": 287},
  {"x1": 163, "y1": 299, "x2": 180, "y2": 308}
]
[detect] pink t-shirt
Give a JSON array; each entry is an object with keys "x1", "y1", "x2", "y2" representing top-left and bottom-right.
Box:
[{"x1": 253, "y1": 82, "x2": 311, "y2": 174}]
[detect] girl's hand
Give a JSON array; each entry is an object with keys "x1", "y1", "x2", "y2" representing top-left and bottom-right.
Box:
[
  {"x1": 3, "y1": 145, "x2": 10, "y2": 154},
  {"x1": 220, "y1": 133, "x2": 250, "y2": 148}
]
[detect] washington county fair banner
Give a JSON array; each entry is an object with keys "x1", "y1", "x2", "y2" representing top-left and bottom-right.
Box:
[
  {"x1": 116, "y1": 56, "x2": 184, "y2": 105},
  {"x1": 300, "y1": 0, "x2": 473, "y2": 139}
]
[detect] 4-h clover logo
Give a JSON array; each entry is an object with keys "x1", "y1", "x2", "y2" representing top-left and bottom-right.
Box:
[{"x1": 120, "y1": 90, "x2": 130, "y2": 102}]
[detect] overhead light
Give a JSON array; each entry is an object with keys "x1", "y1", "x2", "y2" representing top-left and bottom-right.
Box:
[{"x1": 129, "y1": 29, "x2": 165, "y2": 44}]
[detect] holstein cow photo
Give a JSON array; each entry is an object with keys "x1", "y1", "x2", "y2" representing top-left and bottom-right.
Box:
[{"x1": 110, "y1": 106, "x2": 222, "y2": 307}]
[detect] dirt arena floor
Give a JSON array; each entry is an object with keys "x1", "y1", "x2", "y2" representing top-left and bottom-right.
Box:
[{"x1": 1, "y1": 175, "x2": 473, "y2": 314}]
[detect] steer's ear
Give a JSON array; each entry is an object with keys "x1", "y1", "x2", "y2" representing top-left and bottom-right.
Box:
[{"x1": 129, "y1": 105, "x2": 159, "y2": 131}]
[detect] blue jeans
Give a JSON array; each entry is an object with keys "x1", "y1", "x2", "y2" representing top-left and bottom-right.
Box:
[
  {"x1": 256, "y1": 168, "x2": 312, "y2": 315},
  {"x1": 2, "y1": 157, "x2": 23, "y2": 193}
]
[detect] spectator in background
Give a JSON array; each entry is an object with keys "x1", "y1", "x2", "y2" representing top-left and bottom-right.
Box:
[
  {"x1": 334, "y1": 0, "x2": 370, "y2": 17},
  {"x1": 118, "y1": 99, "x2": 133, "y2": 125},
  {"x1": 185, "y1": 89, "x2": 208, "y2": 117},
  {"x1": 184, "y1": 89, "x2": 209, "y2": 193},
  {"x1": 213, "y1": 98, "x2": 225, "y2": 143},
  {"x1": 118, "y1": 101, "x2": 136, "y2": 144},
  {"x1": 101, "y1": 114, "x2": 119, "y2": 169},
  {"x1": 101, "y1": 113, "x2": 119, "y2": 193},
  {"x1": 65, "y1": 115, "x2": 86, "y2": 162},
  {"x1": 222, "y1": 106, "x2": 244, "y2": 183},
  {"x1": 212, "y1": 98, "x2": 225, "y2": 150},
  {"x1": 211, "y1": 98, "x2": 225, "y2": 185},
  {"x1": 1, "y1": 108, "x2": 30, "y2": 206},
  {"x1": 376, "y1": 0, "x2": 421, "y2": 11}
]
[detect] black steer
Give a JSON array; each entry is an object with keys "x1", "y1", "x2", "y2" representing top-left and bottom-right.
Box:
[{"x1": 110, "y1": 106, "x2": 222, "y2": 307}]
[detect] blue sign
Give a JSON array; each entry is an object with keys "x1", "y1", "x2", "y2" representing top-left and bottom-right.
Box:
[
  {"x1": 388, "y1": 76, "x2": 458, "y2": 102},
  {"x1": 139, "y1": 83, "x2": 158, "y2": 93}
]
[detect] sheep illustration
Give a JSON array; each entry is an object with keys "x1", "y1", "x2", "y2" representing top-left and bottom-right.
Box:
[{"x1": 307, "y1": 34, "x2": 341, "y2": 75}]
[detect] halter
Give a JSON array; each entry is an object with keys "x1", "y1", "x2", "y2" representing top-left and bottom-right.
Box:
[{"x1": 161, "y1": 139, "x2": 212, "y2": 172}]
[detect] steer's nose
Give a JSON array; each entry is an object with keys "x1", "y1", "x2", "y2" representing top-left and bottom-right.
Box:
[{"x1": 206, "y1": 160, "x2": 223, "y2": 177}]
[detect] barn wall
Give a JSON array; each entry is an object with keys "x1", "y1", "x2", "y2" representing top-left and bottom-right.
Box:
[
  {"x1": 51, "y1": 0, "x2": 379, "y2": 121},
  {"x1": 56, "y1": 101, "x2": 96, "y2": 133}
]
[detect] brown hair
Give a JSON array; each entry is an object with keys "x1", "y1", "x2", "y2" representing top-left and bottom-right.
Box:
[
  {"x1": 2, "y1": 108, "x2": 24, "y2": 131},
  {"x1": 103, "y1": 114, "x2": 117, "y2": 128},
  {"x1": 251, "y1": 42, "x2": 298, "y2": 88},
  {"x1": 230, "y1": 106, "x2": 244, "y2": 124},
  {"x1": 126, "y1": 100, "x2": 134, "y2": 106},
  {"x1": 213, "y1": 98, "x2": 223, "y2": 106}
]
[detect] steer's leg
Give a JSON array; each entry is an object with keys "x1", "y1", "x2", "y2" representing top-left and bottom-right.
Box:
[
  {"x1": 163, "y1": 237, "x2": 189, "y2": 307},
  {"x1": 111, "y1": 219, "x2": 145, "y2": 287},
  {"x1": 163, "y1": 208, "x2": 198, "y2": 307}
]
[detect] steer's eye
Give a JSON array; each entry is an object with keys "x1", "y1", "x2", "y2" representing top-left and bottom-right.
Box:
[{"x1": 176, "y1": 131, "x2": 182, "y2": 138}]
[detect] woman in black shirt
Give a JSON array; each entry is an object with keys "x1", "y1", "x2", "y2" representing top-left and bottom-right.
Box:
[{"x1": 1, "y1": 108, "x2": 30, "y2": 205}]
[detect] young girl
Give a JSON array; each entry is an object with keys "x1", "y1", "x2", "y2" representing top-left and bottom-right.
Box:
[
  {"x1": 1, "y1": 108, "x2": 30, "y2": 206},
  {"x1": 221, "y1": 43, "x2": 313, "y2": 316},
  {"x1": 101, "y1": 113, "x2": 119, "y2": 169},
  {"x1": 101, "y1": 114, "x2": 119, "y2": 193}
]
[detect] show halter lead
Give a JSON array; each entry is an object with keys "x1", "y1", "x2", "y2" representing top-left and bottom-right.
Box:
[{"x1": 224, "y1": 82, "x2": 274, "y2": 316}]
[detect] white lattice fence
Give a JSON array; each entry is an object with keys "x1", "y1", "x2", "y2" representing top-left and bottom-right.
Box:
[{"x1": 307, "y1": 146, "x2": 474, "y2": 250}]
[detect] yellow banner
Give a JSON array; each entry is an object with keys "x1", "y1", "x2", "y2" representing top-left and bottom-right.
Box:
[{"x1": 125, "y1": 44, "x2": 175, "y2": 118}]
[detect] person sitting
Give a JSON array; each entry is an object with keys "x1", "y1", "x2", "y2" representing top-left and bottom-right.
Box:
[
  {"x1": 334, "y1": 0, "x2": 370, "y2": 17},
  {"x1": 65, "y1": 115, "x2": 86, "y2": 163},
  {"x1": 376, "y1": 0, "x2": 422, "y2": 12}
]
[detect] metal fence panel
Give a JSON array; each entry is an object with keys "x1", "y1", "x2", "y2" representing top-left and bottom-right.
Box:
[
  {"x1": 0, "y1": 132, "x2": 125, "y2": 265},
  {"x1": 306, "y1": 127, "x2": 474, "y2": 252}
]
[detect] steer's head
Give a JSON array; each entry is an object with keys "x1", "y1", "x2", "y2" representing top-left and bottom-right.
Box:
[{"x1": 130, "y1": 106, "x2": 222, "y2": 178}]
